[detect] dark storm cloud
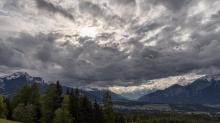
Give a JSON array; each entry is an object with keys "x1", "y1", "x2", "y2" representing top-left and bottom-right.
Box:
[
  {"x1": 0, "y1": 42, "x2": 25, "y2": 67},
  {"x1": 35, "y1": 0, "x2": 74, "y2": 20},
  {"x1": 3, "y1": 28, "x2": 220, "y2": 87},
  {"x1": 2, "y1": 0, "x2": 220, "y2": 87},
  {"x1": 6, "y1": 32, "x2": 62, "y2": 53},
  {"x1": 149, "y1": 0, "x2": 193, "y2": 11}
]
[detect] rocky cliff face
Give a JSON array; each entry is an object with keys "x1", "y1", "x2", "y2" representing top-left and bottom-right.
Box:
[{"x1": 138, "y1": 74, "x2": 220, "y2": 104}]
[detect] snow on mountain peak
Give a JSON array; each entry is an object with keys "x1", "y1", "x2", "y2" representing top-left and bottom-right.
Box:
[
  {"x1": 12, "y1": 72, "x2": 29, "y2": 76},
  {"x1": 199, "y1": 74, "x2": 220, "y2": 82},
  {"x1": 0, "y1": 72, "x2": 50, "y2": 85},
  {"x1": 5, "y1": 72, "x2": 30, "y2": 81}
]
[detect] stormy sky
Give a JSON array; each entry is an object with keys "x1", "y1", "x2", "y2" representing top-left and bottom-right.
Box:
[{"x1": 1, "y1": 0, "x2": 220, "y2": 93}]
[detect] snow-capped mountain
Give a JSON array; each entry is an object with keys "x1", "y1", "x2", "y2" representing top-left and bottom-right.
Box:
[
  {"x1": 138, "y1": 74, "x2": 220, "y2": 104},
  {"x1": 0, "y1": 72, "x2": 49, "y2": 89},
  {"x1": 0, "y1": 72, "x2": 99, "y2": 100},
  {"x1": 0, "y1": 72, "x2": 50, "y2": 99},
  {"x1": 0, "y1": 72, "x2": 126, "y2": 101},
  {"x1": 199, "y1": 74, "x2": 220, "y2": 82}
]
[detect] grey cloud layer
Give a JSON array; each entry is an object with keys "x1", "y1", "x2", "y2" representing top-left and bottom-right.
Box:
[
  {"x1": 1, "y1": 0, "x2": 220, "y2": 87},
  {"x1": 36, "y1": 0, "x2": 74, "y2": 20}
]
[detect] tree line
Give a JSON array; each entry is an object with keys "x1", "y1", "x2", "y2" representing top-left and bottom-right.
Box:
[
  {"x1": 0, "y1": 81, "x2": 126, "y2": 123},
  {"x1": 2, "y1": 81, "x2": 220, "y2": 123}
]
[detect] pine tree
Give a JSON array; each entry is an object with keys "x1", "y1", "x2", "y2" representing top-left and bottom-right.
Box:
[
  {"x1": 40, "y1": 83, "x2": 57, "y2": 123},
  {"x1": 69, "y1": 88, "x2": 75, "y2": 119},
  {"x1": 74, "y1": 87, "x2": 80, "y2": 122},
  {"x1": 30, "y1": 82, "x2": 41, "y2": 122},
  {"x1": 30, "y1": 82, "x2": 40, "y2": 106},
  {"x1": 55, "y1": 80, "x2": 63, "y2": 110},
  {"x1": 66, "y1": 87, "x2": 70, "y2": 95},
  {"x1": 77, "y1": 94, "x2": 84, "y2": 123},
  {"x1": 11, "y1": 87, "x2": 21, "y2": 111},
  {"x1": 93, "y1": 98, "x2": 104, "y2": 123},
  {"x1": 118, "y1": 114, "x2": 126, "y2": 123},
  {"x1": 20, "y1": 83, "x2": 32, "y2": 105},
  {"x1": 3, "y1": 97, "x2": 12, "y2": 120},
  {"x1": 0, "y1": 95, "x2": 8, "y2": 119},
  {"x1": 53, "y1": 95, "x2": 72, "y2": 123},
  {"x1": 79, "y1": 95, "x2": 93, "y2": 122},
  {"x1": 103, "y1": 91, "x2": 115, "y2": 123}
]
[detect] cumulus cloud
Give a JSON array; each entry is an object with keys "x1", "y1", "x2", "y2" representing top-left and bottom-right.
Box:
[{"x1": 1, "y1": 0, "x2": 220, "y2": 90}]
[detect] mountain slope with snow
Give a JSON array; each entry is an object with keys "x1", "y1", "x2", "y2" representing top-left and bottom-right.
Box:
[
  {"x1": 138, "y1": 74, "x2": 220, "y2": 104},
  {"x1": 0, "y1": 72, "x2": 101, "y2": 101},
  {"x1": 0, "y1": 72, "x2": 127, "y2": 101}
]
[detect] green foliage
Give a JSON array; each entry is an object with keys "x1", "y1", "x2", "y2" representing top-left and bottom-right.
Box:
[
  {"x1": 20, "y1": 83, "x2": 32, "y2": 105},
  {"x1": 55, "y1": 81, "x2": 63, "y2": 110},
  {"x1": 79, "y1": 95, "x2": 93, "y2": 123},
  {"x1": 30, "y1": 82, "x2": 40, "y2": 106},
  {"x1": 0, "y1": 95, "x2": 8, "y2": 119},
  {"x1": 53, "y1": 95, "x2": 72, "y2": 123},
  {"x1": 123, "y1": 112, "x2": 220, "y2": 123},
  {"x1": 93, "y1": 98, "x2": 105, "y2": 123},
  {"x1": 7, "y1": 82, "x2": 220, "y2": 123},
  {"x1": 69, "y1": 88, "x2": 75, "y2": 118},
  {"x1": 74, "y1": 87, "x2": 80, "y2": 122},
  {"x1": 3, "y1": 97, "x2": 12, "y2": 120},
  {"x1": 118, "y1": 114, "x2": 126, "y2": 123},
  {"x1": 11, "y1": 87, "x2": 21, "y2": 111},
  {"x1": 12, "y1": 103, "x2": 36, "y2": 123},
  {"x1": 103, "y1": 91, "x2": 115, "y2": 123},
  {"x1": 66, "y1": 87, "x2": 70, "y2": 95},
  {"x1": 40, "y1": 83, "x2": 57, "y2": 123}
]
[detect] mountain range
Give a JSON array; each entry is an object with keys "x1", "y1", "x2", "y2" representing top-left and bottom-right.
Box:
[
  {"x1": 2, "y1": 72, "x2": 220, "y2": 104},
  {"x1": 138, "y1": 74, "x2": 220, "y2": 104},
  {"x1": 0, "y1": 72, "x2": 127, "y2": 101}
]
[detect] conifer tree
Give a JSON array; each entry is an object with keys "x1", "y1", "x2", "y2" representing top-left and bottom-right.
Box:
[
  {"x1": 77, "y1": 94, "x2": 84, "y2": 123},
  {"x1": 53, "y1": 95, "x2": 72, "y2": 123},
  {"x1": 103, "y1": 91, "x2": 115, "y2": 123},
  {"x1": 79, "y1": 95, "x2": 93, "y2": 122},
  {"x1": 74, "y1": 87, "x2": 80, "y2": 122},
  {"x1": 0, "y1": 95, "x2": 8, "y2": 119},
  {"x1": 118, "y1": 113, "x2": 126, "y2": 123},
  {"x1": 66, "y1": 87, "x2": 70, "y2": 95},
  {"x1": 11, "y1": 87, "x2": 21, "y2": 111},
  {"x1": 69, "y1": 88, "x2": 75, "y2": 119},
  {"x1": 3, "y1": 97, "x2": 12, "y2": 120},
  {"x1": 31, "y1": 82, "x2": 41, "y2": 122},
  {"x1": 20, "y1": 83, "x2": 32, "y2": 105},
  {"x1": 40, "y1": 83, "x2": 57, "y2": 123},
  {"x1": 55, "y1": 81, "x2": 63, "y2": 110},
  {"x1": 93, "y1": 98, "x2": 104, "y2": 123},
  {"x1": 30, "y1": 82, "x2": 40, "y2": 106}
]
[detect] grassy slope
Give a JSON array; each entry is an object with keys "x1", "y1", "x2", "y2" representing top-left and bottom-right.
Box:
[{"x1": 0, "y1": 119, "x2": 21, "y2": 123}]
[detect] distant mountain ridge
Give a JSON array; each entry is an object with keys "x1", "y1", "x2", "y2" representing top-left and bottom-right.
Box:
[
  {"x1": 138, "y1": 74, "x2": 220, "y2": 104},
  {"x1": 0, "y1": 72, "x2": 127, "y2": 101}
]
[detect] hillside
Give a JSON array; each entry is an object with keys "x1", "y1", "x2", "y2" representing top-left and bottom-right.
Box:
[{"x1": 138, "y1": 74, "x2": 220, "y2": 104}]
